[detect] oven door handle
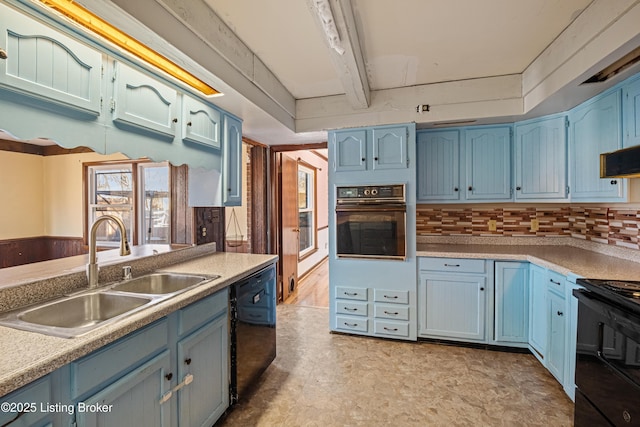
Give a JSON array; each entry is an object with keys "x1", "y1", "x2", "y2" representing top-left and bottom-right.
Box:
[
  {"x1": 335, "y1": 205, "x2": 406, "y2": 213},
  {"x1": 596, "y1": 322, "x2": 640, "y2": 393}
]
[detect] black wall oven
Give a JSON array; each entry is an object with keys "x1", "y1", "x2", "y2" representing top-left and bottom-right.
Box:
[
  {"x1": 574, "y1": 279, "x2": 640, "y2": 426},
  {"x1": 335, "y1": 184, "x2": 406, "y2": 260}
]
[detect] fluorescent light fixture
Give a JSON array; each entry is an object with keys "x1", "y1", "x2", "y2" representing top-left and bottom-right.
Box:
[
  {"x1": 313, "y1": 0, "x2": 345, "y2": 55},
  {"x1": 39, "y1": 0, "x2": 220, "y2": 96}
]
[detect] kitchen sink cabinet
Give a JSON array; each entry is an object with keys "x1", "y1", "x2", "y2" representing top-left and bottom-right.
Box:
[
  {"x1": 514, "y1": 116, "x2": 568, "y2": 201},
  {"x1": 494, "y1": 261, "x2": 529, "y2": 345},
  {"x1": 331, "y1": 125, "x2": 409, "y2": 173},
  {"x1": 0, "y1": 376, "x2": 56, "y2": 427},
  {"x1": 623, "y1": 75, "x2": 640, "y2": 148},
  {"x1": 0, "y1": 3, "x2": 103, "y2": 117},
  {"x1": 568, "y1": 89, "x2": 626, "y2": 202}
]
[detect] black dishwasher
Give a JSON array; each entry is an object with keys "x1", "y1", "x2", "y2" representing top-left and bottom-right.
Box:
[{"x1": 229, "y1": 264, "x2": 276, "y2": 404}]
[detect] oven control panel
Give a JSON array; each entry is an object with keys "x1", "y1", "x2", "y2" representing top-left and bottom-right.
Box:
[{"x1": 336, "y1": 184, "x2": 404, "y2": 201}]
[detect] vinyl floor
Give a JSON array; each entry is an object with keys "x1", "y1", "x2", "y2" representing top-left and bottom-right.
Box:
[{"x1": 218, "y1": 304, "x2": 574, "y2": 426}]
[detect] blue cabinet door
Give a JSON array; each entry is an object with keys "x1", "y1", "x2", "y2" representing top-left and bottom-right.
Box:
[
  {"x1": 419, "y1": 273, "x2": 486, "y2": 341},
  {"x1": 514, "y1": 116, "x2": 568, "y2": 200},
  {"x1": 177, "y1": 314, "x2": 229, "y2": 427},
  {"x1": 464, "y1": 126, "x2": 512, "y2": 200},
  {"x1": 182, "y1": 95, "x2": 221, "y2": 149},
  {"x1": 0, "y1": 376, "x2": 55, "y2": 427},
  {"x1": 623, "y1": 76, "x2": 640, "y2": 148},
  {"x1": 372, "y1": 126, "x2": 408, "y2": 170},
  {"x1": 417, "y1": 130, "x2": 460, "y2": 201},
  {"x1": 528, "y1": 264, "x2": 547, "y2": 358},
  {"x1": 569, "y1": 90, "x2": 625, "y2": 201},
  {"x1": 76, "y1": 351, "x2": 172, "y2": 427},
  {"x1": 112, "y1": 62, "x2": 178, "y2": 138},
  {"x1": 333, "y1": 129, "x2": 367, "y2": 172},
  {"x1": 547, "y1": 291, "x2": 566, "y2": 383},
  {"x1": 0, "y1": 3, "x2": 102, "y2": 116},
  {"x1": 223, "y1": 114, "x2": 242, "y2": 206},
  {"x1": 494, "y1": 262, "x2": 529, "y2": 344}
]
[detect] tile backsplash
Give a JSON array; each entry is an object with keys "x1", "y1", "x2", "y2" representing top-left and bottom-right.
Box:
[{"x1": 416, "y1": 206, "x2": 640, "y2": 250}]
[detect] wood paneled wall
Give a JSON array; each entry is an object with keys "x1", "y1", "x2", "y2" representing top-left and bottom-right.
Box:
[{"x1": 0, "y1": 236, "x2": 86, "y2": 268}]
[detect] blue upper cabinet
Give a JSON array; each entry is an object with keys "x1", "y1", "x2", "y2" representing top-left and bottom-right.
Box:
[
  {"x1": 112, "y1": 61, "x2": 178, "y2": 139},
  {"x1": 417, "y1": 130, "x2": 460, "y2": 201},
  {"x1": 0, "y1": 3, "x2": 102, "y2": 116},
  {"x1": 514, "y1": 116, "x2": 568, "y2": 201},
  {"x1": 333, "y1": 129, "x2": 367, "y2": 172},
  {"x1": 182, "y1": 94, "x2": 222, "y2": 149},
  {"x1": 332, "y1": 125, "x2": 409, "y2": 173},
  {"x1": 465, "y1": 125, "x2": 512, "y2": 201},
  {"x1": 623, "y1": 76, "x2": 640, "y2": 148},
  {"x1": 372, "y1": 126, "x2": 408, "y2": 170},
  {"x1": 223, "y1": 114, "x2": 242, "y2": 206},
  {"x1": 569, "y1": 89, "x2": 626, "y2": 202}
]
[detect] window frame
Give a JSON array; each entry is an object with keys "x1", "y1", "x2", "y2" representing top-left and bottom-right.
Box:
[
  {"x1": 84, "y1": 159, "x2": 170, "y2": 247},
  {"x1": 297, "y1": 161, "x2": 317, "y2": 260}
]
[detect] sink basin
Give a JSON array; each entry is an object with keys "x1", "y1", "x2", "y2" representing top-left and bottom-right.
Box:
[
  {"x1": 18, "y1": 292, "x2": 152, "y2": 329},
  {"x1": 110, "y1": 273, "x2": 213, "y2": 295}
]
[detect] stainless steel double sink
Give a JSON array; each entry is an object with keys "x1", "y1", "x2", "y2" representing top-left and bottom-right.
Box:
[{"x1": 0, "y1": 272, "x2": 219, "y2": 338}]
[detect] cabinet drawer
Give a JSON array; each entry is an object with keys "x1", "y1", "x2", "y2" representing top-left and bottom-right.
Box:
[
  {"x1": 374, "y1": 304, "x2": 409, "y2": 321},
  {"x1": 374, "y1": 320, "x2": 410, "y2": 338},
  {"x1": 335, "y1": 316, "x2": 368, "y2": 333},
  {"x1": 71, "y1": 319, "x2": 168, "y2": 399},
  {"x1": 374, "y1": 289, "x2": 409, "y2": 304},
  {"x1": 179, "y1": 289, "x2": 228, "y2": 336},
  {"x1": 419, "y1": 257, "x2": 486, "y2": 273},
  {"x1": 548, "y1": 270, "x2": 565, "y2": 297},
  {"x1": 336, "y1": 300, "x2": 368, "y2": 317},
  {"x1": 335, "y1": 286, "x2": 368, "y2": 301}
]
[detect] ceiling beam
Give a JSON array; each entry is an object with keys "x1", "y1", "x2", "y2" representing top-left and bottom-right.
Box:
[{"x1": 306, "y1": 0, "x2": 370, "y2": 109}]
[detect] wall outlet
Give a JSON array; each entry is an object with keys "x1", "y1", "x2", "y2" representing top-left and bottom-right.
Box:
[
  {"x1": 531, "y1": 219, "x2": 539, "y2": 232},
  {"x1": 488, "y1": 220, "x2": 497, "y2": 232}
]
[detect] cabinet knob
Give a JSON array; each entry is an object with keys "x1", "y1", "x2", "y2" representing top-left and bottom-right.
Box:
[
  {"x1": 228, "y1": 188, "x2": 232, "y2": 192},
  {"x1": 454, "y1": 187, "x2": 459, "y2": 192},
  {"x1": 185, "y1": 358, "x2": 192, "y2": 365},
  {"x1": 468, "y1": 186, "x2": 473, "y2": 191},
  {"x1": 165, "y1": 373, "x2": 173, "y2": 381},
  {"x1": 172, "y1": 118, "x2": 178, "y2": 123},
  {"x1": 516, "y1": 186, "x2": 522, "y2": 191},
  {"x1": 187, "y1": 121, "x2": 192, "y2": 127},
  {"x1": 557, "y1": 311, "x2": 564, "y2": 316},
  {"x1": 374, "y1": 157, "x2": 379, "y2": 161},
  {"x1": 610, "y1": 180, "x2": 618, "y2": 185},
  {"x1": 480, "y1": 287, "x2": 485, "y2": 291},
  {"x1": 361, "y1": 158, "x2": 366, "y2": 162}
]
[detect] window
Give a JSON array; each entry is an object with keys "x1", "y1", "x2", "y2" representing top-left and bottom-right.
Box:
[
  {"x1": 87, "y1": 161, "x2": 170, "y2": 247},
  {"x1": 297, "y1": 163, "x2": 316, "y2": 258}
]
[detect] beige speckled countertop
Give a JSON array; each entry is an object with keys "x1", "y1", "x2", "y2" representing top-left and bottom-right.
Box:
[
  {"x1": 0, "y1": 249, "x2": 277, "y2": 397},
  {"x1": 417, "y1": 243, "x2": 640, "y2": 281}
]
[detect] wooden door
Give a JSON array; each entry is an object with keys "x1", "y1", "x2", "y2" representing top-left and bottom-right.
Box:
[{"x1": 281, "y1": 154, "x2": 298, "y2": 301}]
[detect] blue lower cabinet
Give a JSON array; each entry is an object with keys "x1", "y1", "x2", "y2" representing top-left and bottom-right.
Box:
[
  {"x1": 419, "y1": 272, "x2": 487, "y2": 341},
  {"x1": 528, "y1": 264, "x2": 548, "y2": 359},
  {"x1": 494, "y1": 262, "x2": 529, "y2": 345},
  {"x1": 177, "y1": 314, "x2": 228, "y2": 427},
  {"x1": 547, "y1": 290, "x2": 566, "y2": 383},
  {"x1": 75, "y1": 351, "x2": 172, "y2": 427},
  {"x1": 0, "y1": 376, "x2": 55, "y2": 427}
]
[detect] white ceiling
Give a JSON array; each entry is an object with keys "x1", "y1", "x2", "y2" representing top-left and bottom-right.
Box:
[{"x1": 7, "y1": 0, "x2": 640, "y2": 147}]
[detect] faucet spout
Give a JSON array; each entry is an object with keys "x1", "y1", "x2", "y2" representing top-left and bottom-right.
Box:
[{"x1": 87, "y1": 215, "x2": 131, "y2": 288}]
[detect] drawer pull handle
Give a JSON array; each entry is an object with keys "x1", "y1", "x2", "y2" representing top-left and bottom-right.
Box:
[
  {"x1": 345, "y1": 292, "x2": 359, "y2": 296},
  {"x1": 249, "y1": 313, "x2": 262, "y2": 318},
  {"x1": 345, "y1": 307, "x2": 358, "y2": 312},
  {"x1": 384, "y1": 311, "x2": 399, "y2": 315},
  {"x1": 384, "y1": 295, "x2": 398, "y2": 299},
  {"x1": 384, "y1": 327, "x2": 398, "y2": 332},
  {"x1": 557, "y1": 311, "x2": 564, "y2": 316},
  {"x1": 444, "y1": 264, "x2": 460, "y2": 267},
  {"x1": 549, "y1": 279, "x2": 561, "y2": 285},
  {"x1": 344, "y1": 322, "x2": 358, "y2": 327}
]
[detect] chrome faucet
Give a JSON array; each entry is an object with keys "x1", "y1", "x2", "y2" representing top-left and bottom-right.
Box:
[{"x1": 87, "y1": 215, "x2": 131, "y2": 288}]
